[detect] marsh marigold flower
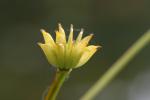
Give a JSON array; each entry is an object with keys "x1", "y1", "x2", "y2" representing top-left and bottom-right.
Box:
[{"x1": 38, "y1": 24, "x2": 100, "y2": 70}]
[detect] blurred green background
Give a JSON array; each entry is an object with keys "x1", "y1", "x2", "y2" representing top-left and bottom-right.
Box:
[{"x1": 0, "y1": 0, "x2": 150, "y2": 100}]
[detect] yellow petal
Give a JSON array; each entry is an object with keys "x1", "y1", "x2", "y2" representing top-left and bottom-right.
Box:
[
  {"x1": 69, "y1": 44, "x2": 84, "y2": 68},
  {"x1": 40, "y1": 29, "x2": 55, "y2": 46},
  {"x1": 63, "y1": 44, "x2": 72, "y2": 69},
  {"x1": 67, "y1": 24, "x2": 74, "y2": 47},
  {"x1": 63, "y1": 24, "x2": 74, "y2": 68},
  {"x1": 78, "y1": 34, "x2": 93, "y2": 47},
  {"x1": 55, "y1": 31, "x2": 65, "y2": 44},
  {"x1": 55, "y1": 43, "x2": 65, "y2": 68},
  {"x1": 75, "y1": 45, "x2": 100, "y2": 68},
  {"x1": 38, "y1": 43, "x2": 58, "y2": 67},
  {"x1": 75, "y1": 28, "x2": 84, "y2": 43},
  {"x1": 56, "y1": 24, "x2": 66, "y2": 44}
]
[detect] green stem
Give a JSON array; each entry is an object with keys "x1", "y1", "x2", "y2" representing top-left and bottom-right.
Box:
[
  {"x1": 45, "y1": 69, "x2": 72, "y2": 100},
  {"x1": 81, "y1": 30, "x2": 150, "y2": 100}
]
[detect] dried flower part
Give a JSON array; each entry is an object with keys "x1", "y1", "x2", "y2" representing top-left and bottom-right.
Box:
[{"x1": 38, "y1": 24, "x2": 101, "y2": 69}]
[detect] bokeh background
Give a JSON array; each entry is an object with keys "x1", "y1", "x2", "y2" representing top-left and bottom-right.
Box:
[{"x1": 0, "y1": 0, "x2": 150, "y2": 100}]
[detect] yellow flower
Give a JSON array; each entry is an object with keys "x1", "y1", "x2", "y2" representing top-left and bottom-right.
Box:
[{"x1": 38, "y1": 24, "x2": 101, "y2": 70}]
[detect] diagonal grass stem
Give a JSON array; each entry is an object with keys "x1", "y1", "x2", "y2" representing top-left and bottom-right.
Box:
[{"x1": 81, "y1": 30, "x2": 150, "y2": 100}]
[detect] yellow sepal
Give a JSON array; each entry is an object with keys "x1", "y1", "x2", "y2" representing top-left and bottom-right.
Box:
[
  {"x1": 76, "y1": 28, "x2": 83, "y2": 43},
  {"x1": 56, "y1": 24, "x2": 66, "y2": 44},
  {"x1": 40, "y1": 29, "x2": 55, "y2": 46},
  {"x1": 75, "y1": 45, "x2": 100, "y2": 68},
  {"x1": 78, "y1": 34, "x2": 93, "y2": 47},
  {"x1": 38, "y1": 43, "x2": 58, "y2": 67}
]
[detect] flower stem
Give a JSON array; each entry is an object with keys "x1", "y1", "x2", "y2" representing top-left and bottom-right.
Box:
[
  {"x1": 45, "y1": 69, "x2": 72, "y2": 100},
  {"x1": 81, "y1": 30, "x2": 150, "y2": 100}
]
